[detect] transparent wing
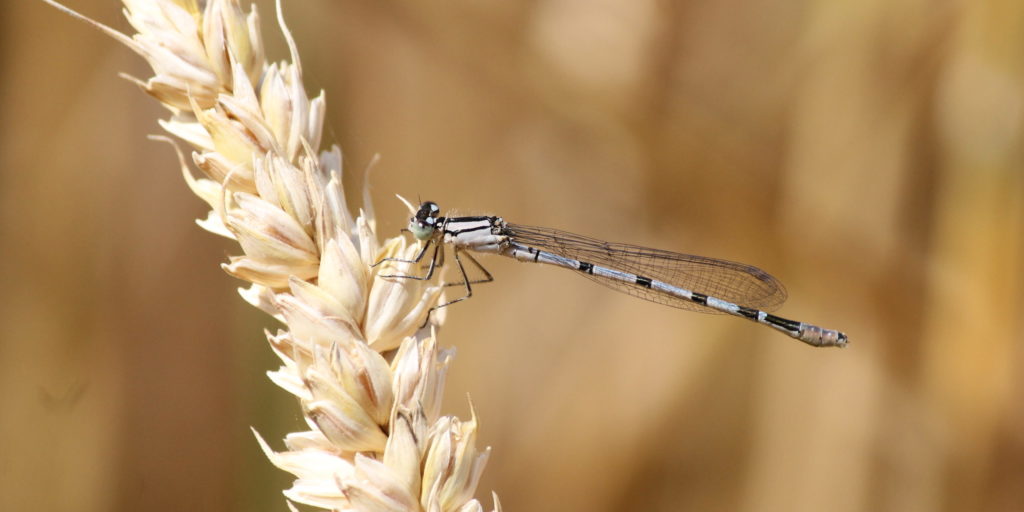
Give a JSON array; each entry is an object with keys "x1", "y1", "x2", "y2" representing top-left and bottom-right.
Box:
[{"x1": 505, "y1": 223, "x2": 787, "y2": 314}]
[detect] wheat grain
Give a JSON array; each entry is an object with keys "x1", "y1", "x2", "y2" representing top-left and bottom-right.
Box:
[{"x1": 41, "y1": 0, "x2": 498, "y2": 509}]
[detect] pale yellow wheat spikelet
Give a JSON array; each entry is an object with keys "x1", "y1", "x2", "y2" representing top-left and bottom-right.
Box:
[{"x1": 42, "y1": 0, "x2": 498, "y2": 510}]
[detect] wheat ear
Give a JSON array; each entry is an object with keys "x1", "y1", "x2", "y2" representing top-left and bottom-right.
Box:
[{"x1": 41, "y1": 0, "x2": 498, "y2": 510}]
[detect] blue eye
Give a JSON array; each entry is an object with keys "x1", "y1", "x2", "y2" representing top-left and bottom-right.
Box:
[{"x1": 409, "y1": 223, "x2": 434, "y2": 240}]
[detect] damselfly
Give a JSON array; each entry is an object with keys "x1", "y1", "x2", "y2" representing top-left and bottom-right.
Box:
[{"x1": 375, "y1": 201, "x2": 847, "y2": 347}]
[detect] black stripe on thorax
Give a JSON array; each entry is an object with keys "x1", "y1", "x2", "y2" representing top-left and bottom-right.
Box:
[
  {"x1": 445, "y1": 219, "x2": 496, "y2": 235},
  {"x1": 449, "y1": 225, "x2": 491, "y2": 235},
  {"x1": 448, "y1": 215, "x2": 493, "y2": 222}
]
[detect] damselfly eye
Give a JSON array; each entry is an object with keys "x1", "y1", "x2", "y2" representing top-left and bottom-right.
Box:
[
  {"x1": 416, "y1": 202, "x2": 440, "y2": 222},
  {"x1": 409, "y1": 222, "x2": 435, "y2": 240},
  {"x1": 409, "y1": 202, "x2": 440, "y2": 240}
]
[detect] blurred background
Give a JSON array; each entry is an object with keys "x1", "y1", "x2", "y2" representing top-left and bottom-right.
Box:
[{"x1": 3, "y1": 0, "x2": 1023, "y2": 510}]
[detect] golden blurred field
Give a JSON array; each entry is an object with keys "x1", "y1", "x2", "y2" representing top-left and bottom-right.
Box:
[{"x1": 2, "y1": 0, "x2": 1022, "y2": 511}]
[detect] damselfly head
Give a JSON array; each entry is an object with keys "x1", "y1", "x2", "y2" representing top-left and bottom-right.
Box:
[{"x1": 409, "y1": 201, "x2": 441, "y2": 240}]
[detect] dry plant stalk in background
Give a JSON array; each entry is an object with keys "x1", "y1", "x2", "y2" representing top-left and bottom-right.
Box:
[{"x1": 42, "y1": 0, "x2": 498, "y2": 510}]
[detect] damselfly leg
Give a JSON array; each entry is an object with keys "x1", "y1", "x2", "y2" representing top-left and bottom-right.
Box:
[
  {"x1": 373, "y1": 239, "x2": 497, "y2": 326},
  {"x1": 372, "y1": 239, "x2": 441, "y2": 281}
]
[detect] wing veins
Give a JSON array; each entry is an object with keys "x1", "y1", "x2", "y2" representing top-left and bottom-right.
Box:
[{"x1": 506, "y1": 223, "x2": 788, "y2": 313}]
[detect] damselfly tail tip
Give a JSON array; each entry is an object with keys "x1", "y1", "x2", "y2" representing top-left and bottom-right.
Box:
[
  {"x1": 819, "y1": 330, "x2": 849, "y2": 348},
  {"x1": 836, "y1": 332, "x2": 849, "y2": 348},
  {"x1": 800, "y1": 325, "x2": 848, "y2": 348}
]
